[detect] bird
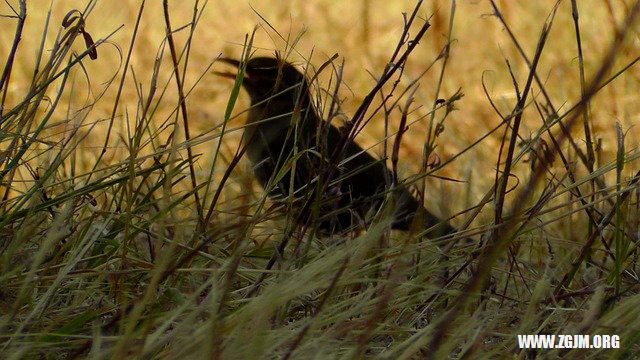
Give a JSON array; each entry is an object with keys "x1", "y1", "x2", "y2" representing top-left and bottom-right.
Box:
[{"x1": 216, "y1": 56, "x2": 459, "y2": 238}]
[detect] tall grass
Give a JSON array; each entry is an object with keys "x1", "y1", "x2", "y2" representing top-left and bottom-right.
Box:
[{"x1": 1, "y1": 0, "x2": 640, "y2": 358}]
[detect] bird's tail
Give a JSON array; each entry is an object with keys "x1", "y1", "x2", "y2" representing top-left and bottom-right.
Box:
[{"x1": 391, "y1": 189, "x2": 460, "y2": 240}]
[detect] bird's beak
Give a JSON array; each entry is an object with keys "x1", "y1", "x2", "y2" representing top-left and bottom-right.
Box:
[
  {"x1": 218, "y1": 58, "x2": 241, "y2": 67},
  {"x1": 213, "y1": 57, "x2": 245, "y2": 80}
]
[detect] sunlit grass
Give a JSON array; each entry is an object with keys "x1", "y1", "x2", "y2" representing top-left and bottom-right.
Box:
[{"x1": 1, "y1": 0, "x2": 640, "y2": 358}]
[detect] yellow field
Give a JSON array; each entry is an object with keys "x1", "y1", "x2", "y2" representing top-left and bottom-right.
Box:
[
  {"x1": 2, "y1": 1, "x2": 640, "y2": 357},
  {"x1": 3, "y1": 0, "x2": 638, "y2": 218}
]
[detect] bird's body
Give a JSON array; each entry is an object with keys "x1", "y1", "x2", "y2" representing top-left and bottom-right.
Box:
[{"x1": 219, "y1": 56, "x2": 457, "y2": 237}]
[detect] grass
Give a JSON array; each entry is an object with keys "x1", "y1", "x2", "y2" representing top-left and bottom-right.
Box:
[{"x1": 1, "y1": 0, "x2": 640, "y2": 358}]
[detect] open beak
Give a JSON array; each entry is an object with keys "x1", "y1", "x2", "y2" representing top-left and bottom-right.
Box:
[{"x1": 213, "y1": 57, "x2": 243, "y2": 80}]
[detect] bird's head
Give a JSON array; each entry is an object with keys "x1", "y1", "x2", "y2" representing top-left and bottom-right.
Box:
[{"x1": 216, "y1": 56, "x2": 310, "y2": 105}]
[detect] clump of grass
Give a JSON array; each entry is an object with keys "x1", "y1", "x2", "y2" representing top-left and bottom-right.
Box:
[{"x1": 1, "y1": 0, "x2": 640, "y2": 359}]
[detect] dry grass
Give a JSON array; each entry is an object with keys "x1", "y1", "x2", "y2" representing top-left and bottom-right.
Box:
[{"x1": 1, "y1": 0, "x2": 640, "y2": 358}]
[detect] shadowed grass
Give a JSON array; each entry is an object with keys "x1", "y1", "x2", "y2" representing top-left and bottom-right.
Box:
[{"x1": 1, "y1": 0, "x2": 640, "y2": 359}]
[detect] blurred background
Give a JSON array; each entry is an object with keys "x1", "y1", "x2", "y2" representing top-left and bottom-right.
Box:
[{"x1": 2, "y1": 0, "x2": 639, "y2": 223}]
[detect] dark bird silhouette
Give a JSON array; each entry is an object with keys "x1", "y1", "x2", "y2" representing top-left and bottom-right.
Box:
[{"x1": 217, "y1": 56, "x2": 459, "y2": 238}]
